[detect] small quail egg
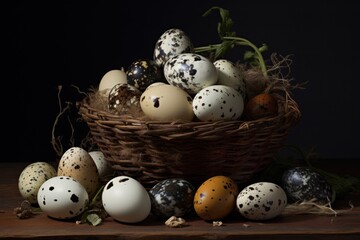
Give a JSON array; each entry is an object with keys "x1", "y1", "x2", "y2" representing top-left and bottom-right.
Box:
[
  {"x1": 149, "y1": 178, "x2": 196, "y2": 219},
  {"x1": 18, "y1": 162, "x2": 57, "y2": 204},
  {"x1": 236, "y1": 182, "x2": 287, "y2": 221},
  {"x1": 37, "y1": 176, "x2": 89, "y2": 220}
]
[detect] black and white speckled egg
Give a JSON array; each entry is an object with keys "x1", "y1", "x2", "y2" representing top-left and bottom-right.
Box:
[
  {"x1": 164, "y1": 53, "x2": 218, "y2": 94},
  {"x1": 153, "y1": 28, "x2": 194, "y2": 68},
  {"x1": 281, "y1": 166, "x2": 335, "y2": 204},
  {"x1": 37, "y1": 176, "x2": 89, "y2": 219},
  {"x1": 18, "y1": 162, "x2": 57, "y2": 204},
  {"x1": 236, "y1": 182, "x2": 287, "y2": 221},
  {"x1": 149, "y1": 178, "x2": 196, "y2": 219},
  {"x1": 192, "y1": 85, "x2": 244, "y2": 121},
  {"x1": 126, "y1": 59, "x2": 163, "y2": 92}
]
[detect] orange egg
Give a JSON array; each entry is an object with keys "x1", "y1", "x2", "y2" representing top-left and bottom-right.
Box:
[
  {"x1": 193, "y1": 175, "x2": 239, "y2": 221},
  {"x1": 243, "y1": 93, "x2": 278, "y2": 120}
]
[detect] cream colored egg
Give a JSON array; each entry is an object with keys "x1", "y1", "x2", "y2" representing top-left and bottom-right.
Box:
[
  {"x1": 88, "y1": 150, "x2": 113, "y2": 181},
  {"x1": 98, "y1": 69, "x2": 128, "y2": 95},
  {"x1": 18, "y1": 162, "x2": 57, "y2": 204},
  {"x1": 57, "y1": 147, "x2": 100, "y2": 199},
  {"x1": 140, "y1": 84, "x2": 194, "y2": 122}
]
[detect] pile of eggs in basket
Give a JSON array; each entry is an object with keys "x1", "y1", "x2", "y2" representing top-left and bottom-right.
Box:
[{"x1": 99, "y1": 28, "x2": 279, "y2": 122}]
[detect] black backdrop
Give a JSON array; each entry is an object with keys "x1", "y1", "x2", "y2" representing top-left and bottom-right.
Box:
[{"x1": 10, "y1": 1, "x2": 360, "y2": 163}]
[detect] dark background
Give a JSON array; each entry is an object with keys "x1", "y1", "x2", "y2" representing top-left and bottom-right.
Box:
[{"x1": 9, "y1": 1, "x2": 360, "y2": 163}]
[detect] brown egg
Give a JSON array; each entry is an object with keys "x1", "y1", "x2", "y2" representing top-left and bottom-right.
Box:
[
  {"x1": 243, "y1": 93, "x2": 278, "y2": 120},
  {"x1": 193, "y1": 176, "x2": 239, "y2": 221}
]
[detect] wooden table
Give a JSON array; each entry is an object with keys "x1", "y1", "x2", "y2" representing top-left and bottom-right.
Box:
[{"x1": 1, "y1": 161, "x2": 359, "y2": 239}]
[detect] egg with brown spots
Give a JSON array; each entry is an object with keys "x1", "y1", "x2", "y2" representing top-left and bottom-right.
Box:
[
  {"x1": 236, "y1": 182, "x2": 287, "y2": 220},
  {"x1": 57, "y1": 147, "x2": 100, "y2": 199},
  {"x1": 193, "y1": 175, "x2": 239, "y2": 221}
]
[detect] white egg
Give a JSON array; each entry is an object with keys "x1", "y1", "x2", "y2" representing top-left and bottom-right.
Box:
[
  {"x1": 37, "y1": 176, "x2": 89, "y2": 219},
  {"x1": 164, "y1": 53, "x2": 218, "y2": 94},
  {"x1": 102, "y1": 176, "x2": 151, "y2": 223},
  {"x1": 18, "y1": 162, "x2": 57, "y2": 204},
  {"x1": 236, "y1": 182, "x2": 287, "y2": 220},
  {"x1": 192, "y1": 85, "x2": 244, "y2": 121},
  {"x1": 213, "y1": 59, "x2": 247, "y2": 99},
  {"x1": 88, "y1": 150, "x2": 113, "y2": 181},
  {"x1": 98, "y1": 69, "x2": 128, "y2": 96},
  {"x1": 58, "y1": 147, "x2": 100, "y2": 199}
]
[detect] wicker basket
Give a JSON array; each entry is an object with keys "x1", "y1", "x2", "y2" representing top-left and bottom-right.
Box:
[{"x1": 78, "y1": 81, "x2": 301, "y2": 189}]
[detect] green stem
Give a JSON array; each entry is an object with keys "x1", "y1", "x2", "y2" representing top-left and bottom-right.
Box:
[{"x1": 223, "y1": 36, "x2": 268, "y2": 78}]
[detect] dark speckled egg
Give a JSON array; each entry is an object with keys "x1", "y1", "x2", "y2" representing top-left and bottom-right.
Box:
[
  {"x1": 126, "y1": 59, "x2": 163, "y2": 92},
  {"x1": 281, "y1": 166, "x2": 335, "y2": 204},
  {"x1": 149, "y1": 178, "x2": 195, "y2": 219}
]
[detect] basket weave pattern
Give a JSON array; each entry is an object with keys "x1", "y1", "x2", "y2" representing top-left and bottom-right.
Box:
[{"x1": 79, "y1": 90, "x2": 301, "y2": 188}]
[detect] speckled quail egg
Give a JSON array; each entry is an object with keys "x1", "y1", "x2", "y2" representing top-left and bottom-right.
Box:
[
  {"x1": 126, "y1": 59, "x2": 164, "y2": 92},
  {"x1": 281, "y1": 166, "x2": 335, "y2": 204},
  {"x1": 108, "y1": 83, "x2": 143, "y2": 115},
  {"x1": 164, "y1": 53, "x2": 218, "y2": 94},
  {"x1": 149, "y1": 178, "x2": 196, "y2": 219},
  {"x1": 140, "y1": 83, "x2": 194, "y2": 122},
  {"x1": 98, "y1": 69, "x2": 128, "y2": 96},
  {"x1": 192, "y1": 85, "x2": 244, "y2": 121},
  {"x1": 57, "y1": 147, "x2": 100, "y2": 199},
  {"x1": 213, "y1": 59, "x2": 246, "y2": 99},
  {"x1": 193, "y1": 175, "x2": 239, "y2": 221},
  {"x1": 153, "y1": 28, "x2": 194, "y2": 68},
  {"x1": 236, "y1": 182, "x2": 287, "y2": 221},
  {"x1": 37, "y1": 176, "x2": 89, "y2": 220},
  {"x1": 18, "y1": 162, "x2": 57, "y2": 204},
  {"x1": 102, "y1": 176, "x2": 151, "y2": 223}
]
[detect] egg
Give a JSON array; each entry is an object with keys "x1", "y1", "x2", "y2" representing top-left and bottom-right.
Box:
[
  {"x1": 153, "y1": 28, "x2": 194, "y2": 68},
  {"x1": 108, "y1": 83, "x2": 143, "y2": 115},
  {"x1": 102, "y1": 176, "x2": 151, "y2": 223},
  {"x1": 140, "y1": 84, "x2": 194, "y2": 122},
  {"x1": 126, "y1": 59, "x2": 164, "y2": 92},
  {"x1": 193, "y1": 175, "x2": 239, "y2": 221},
  {"x1": 281, "y1": 166, "x2": 335, "y2": 204},
  {"x1": 37, "y1": 176, "x2": 89, "y2": 219},
  {"x1": 213, "y1": 59, "x2": 247, "y2": 99},
  {"x1": 149, "y1": 178, "x2": 196, "y2": 219},
  {"x1": 243, "y1": 93, "x2": 278, "y2": 120},
  {"x1": 18, "y1": 162, "x2": 57, "y2": 204},
  {"x1": 98, "y1": 69, "x2": 128, "y2": 96},
  {"x1": 57, "y1": 147, "x2": 100, "y2": 199},
  {"x1": 88, "y1": 151, "x2": 113, "y2": 182},
  {"x1": 236, "y1": 182, "x2": 287, "y2": 221},
  {"x1": 164, "y1": 53, "x2": 218, "y2": 94},
  {"x1": 192, "y1": 85, "x2": 244, "y2": 121}
]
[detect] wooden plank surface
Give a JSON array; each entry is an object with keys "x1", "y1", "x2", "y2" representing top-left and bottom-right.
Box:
[{"x1": 1, "y1": 161, "x2": 359, "y2": 239}]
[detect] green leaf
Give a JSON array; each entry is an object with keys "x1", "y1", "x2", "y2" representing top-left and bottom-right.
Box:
[{"x1": 86, "y1": 213, "x2": 102, "y2": 226}]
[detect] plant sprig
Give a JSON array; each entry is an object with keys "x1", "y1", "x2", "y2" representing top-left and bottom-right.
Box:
[{"x1": 194, "y1": 6, "x2": 268, "y2": 78}]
